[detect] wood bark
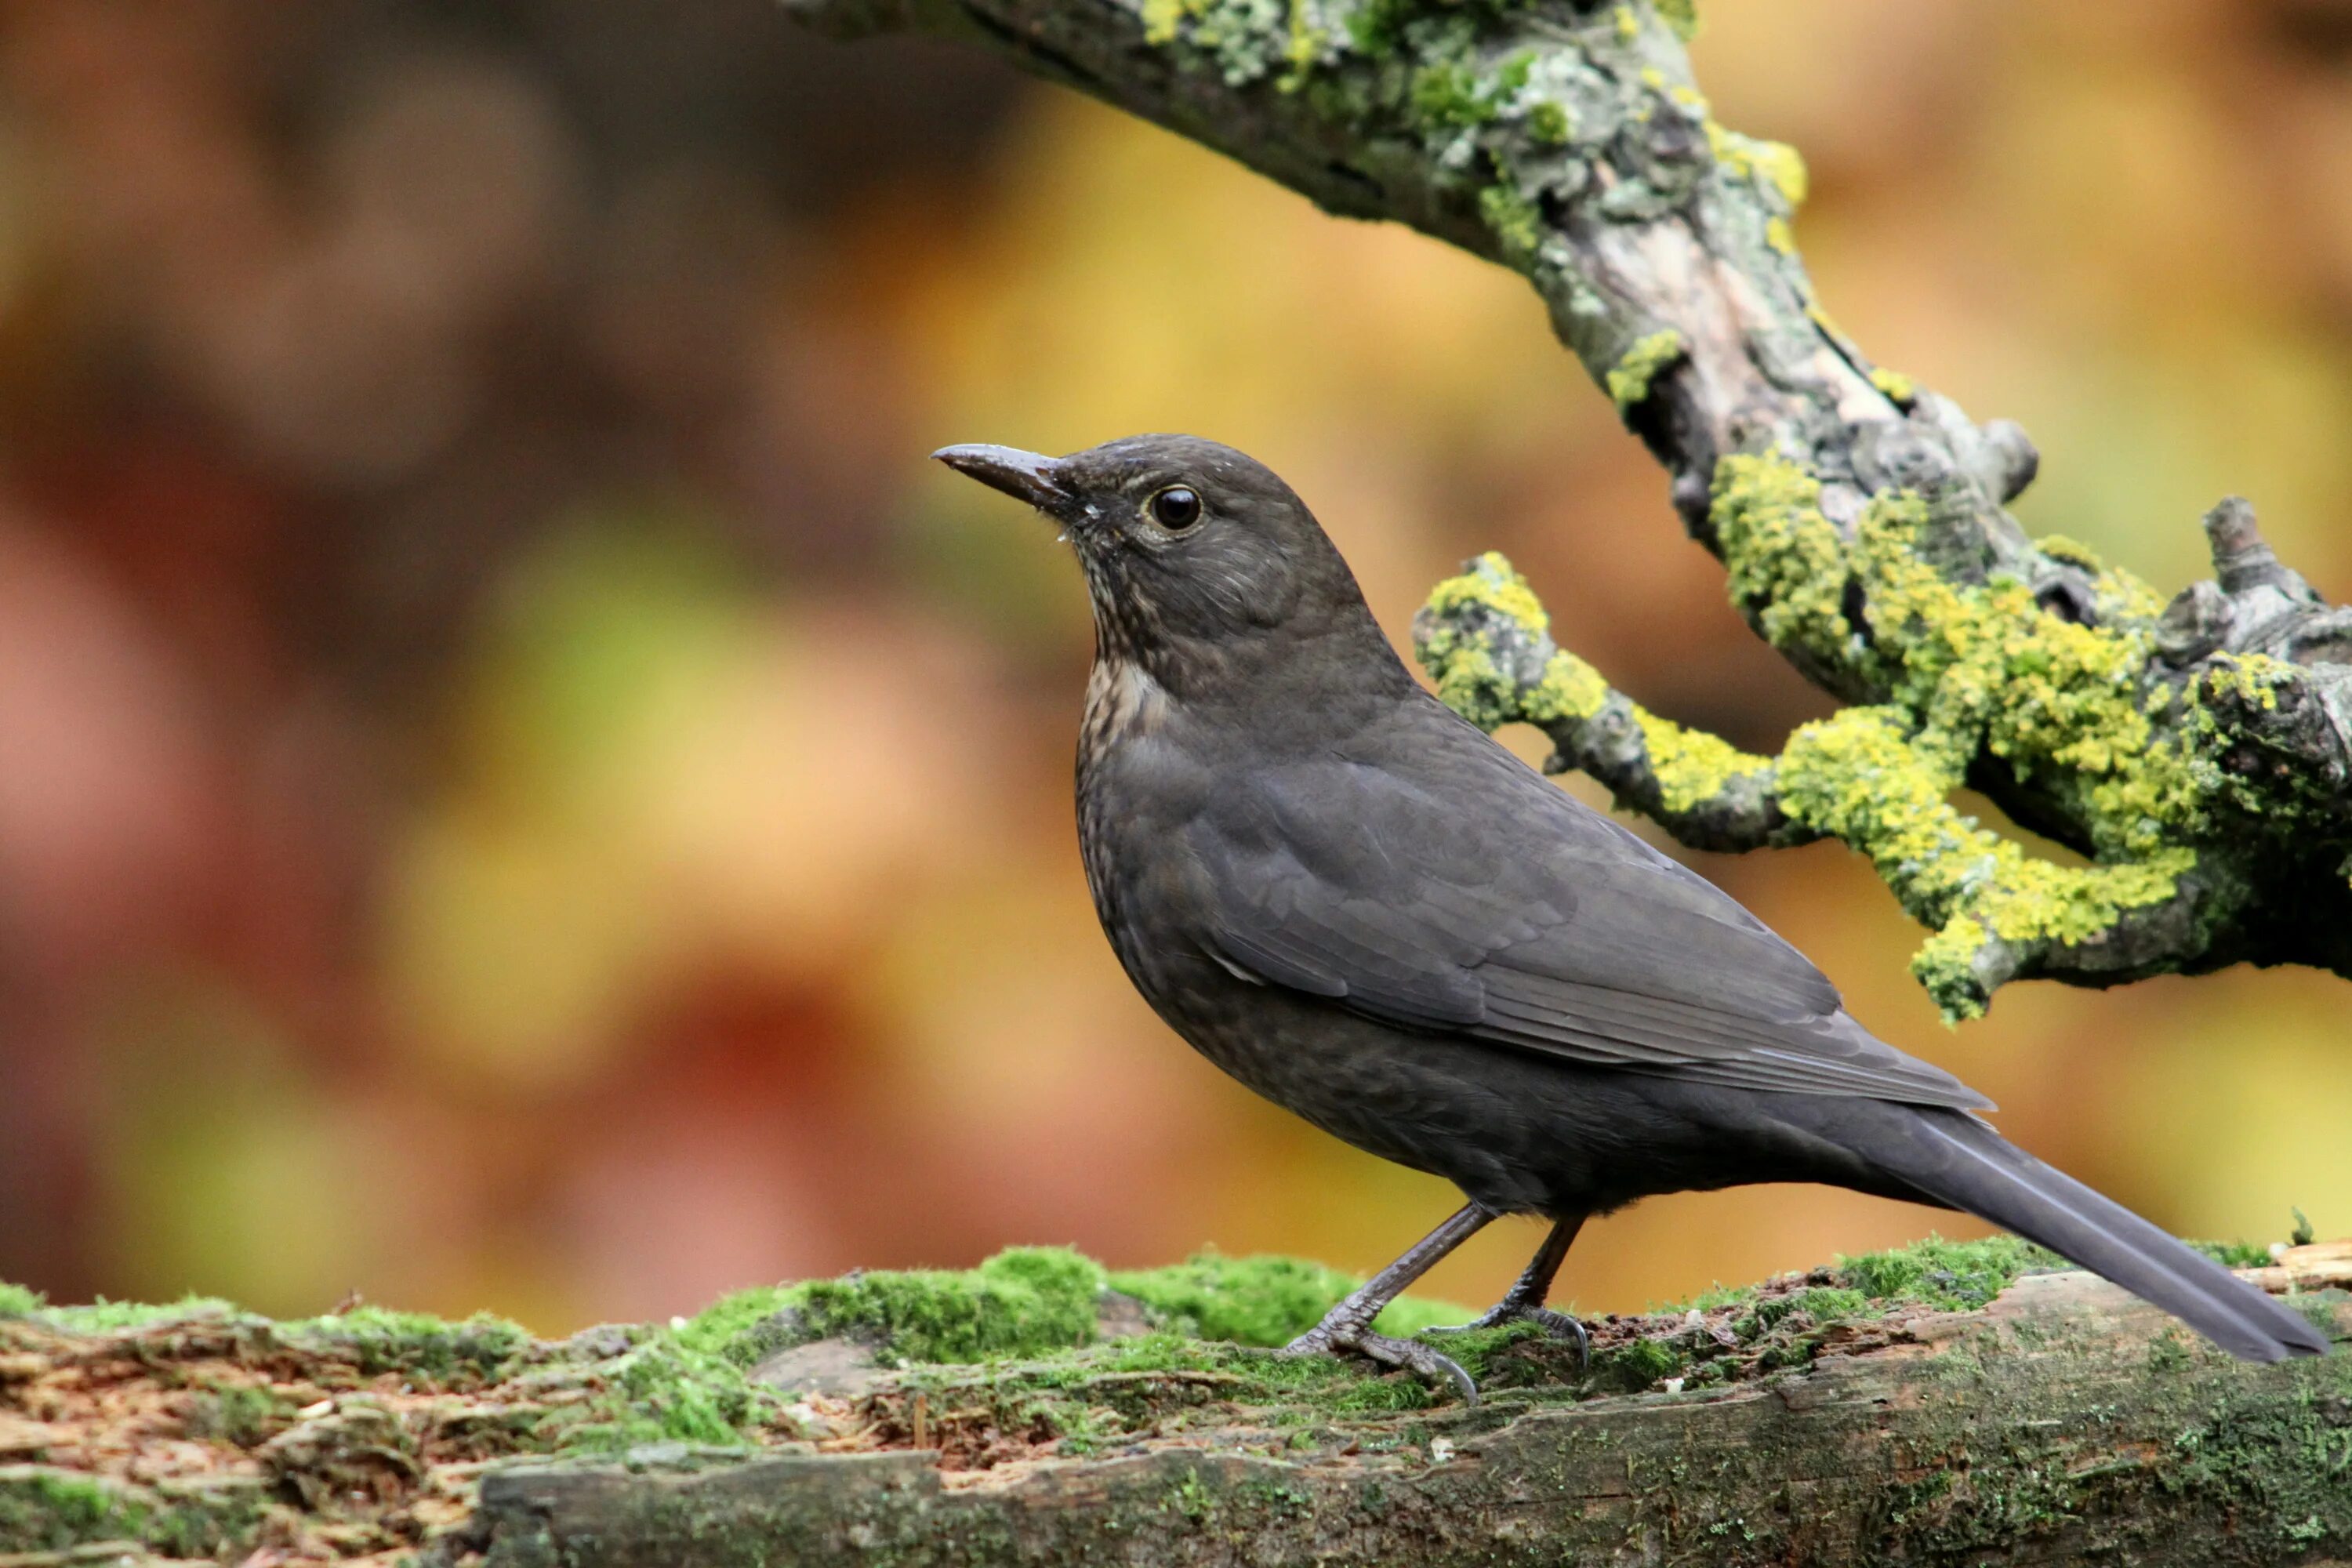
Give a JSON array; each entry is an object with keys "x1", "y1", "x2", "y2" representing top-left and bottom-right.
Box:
[{"x1": 463, "y1": 1257, "x2": 2352, "y2": 1567}]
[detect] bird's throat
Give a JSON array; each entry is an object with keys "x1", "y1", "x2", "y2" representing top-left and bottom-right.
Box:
[{"x1": 1082, "y1": 654, "x2": 1171, "y2": 753}]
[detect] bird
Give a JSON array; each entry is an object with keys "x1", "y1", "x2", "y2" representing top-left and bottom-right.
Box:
[{"x1": 935, "y1": 433, "x2": 2331, "y2": 1397}]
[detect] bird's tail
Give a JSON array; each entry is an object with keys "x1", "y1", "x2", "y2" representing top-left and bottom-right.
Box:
[{"x1": 1848, "y1": 1106, "x2": 2330, "y2": 1363}]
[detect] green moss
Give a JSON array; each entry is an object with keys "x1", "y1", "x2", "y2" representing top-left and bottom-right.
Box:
[
  {"x1": 1526, "y1": 99, "x2": 1574, "y2": 145},
  {"x1": 1605, "y1": 328, "x2": 1684, "y2": 411},
  {"x1": 183, "y1": 1383, "x2": 295, "y2": 1448},
  {"x1": 1834, "y1": 1233, "x2": 2063, "y2": 1311},
  {"x1": 0, "y1": 1472, "x2": 148, "y2": 1555},
  {"x1": 2187, "y1": 1239, "x2": 2274, "y2": 1270},
  {"x1": 1115, "y1": 1254, "x2": 1360, "y2": 1345},
  {"x1": 281, "y1": 1305, "x2": 530, "y2": 1381},
  {"x1": 42, "y1": 1294, "x2": 239, "y2": 1333},
  {"x1": 705, "y1": 1247, "x2": 1109, "y2": 1368},
  {"x1": 0, "y1": 1283, "x2": 40, "y2": 1316},
  {"x1": 552, "y1": 1335, "x2": 773, "y2": 1453}
]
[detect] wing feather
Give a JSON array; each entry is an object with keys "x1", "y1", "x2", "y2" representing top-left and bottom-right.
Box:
[{"x1": 1189, "y1": 705, "x2": 1991, "y2": 1112}]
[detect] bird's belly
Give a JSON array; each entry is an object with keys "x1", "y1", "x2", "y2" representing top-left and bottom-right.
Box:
[{"x1": 1123, "y1": 947, "x2": 1584, "y2": 1213}]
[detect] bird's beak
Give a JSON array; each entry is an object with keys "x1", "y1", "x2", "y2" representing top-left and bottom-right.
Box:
[{"x1": 933, "y1": 444, "x2": 1073, "y2": 516}]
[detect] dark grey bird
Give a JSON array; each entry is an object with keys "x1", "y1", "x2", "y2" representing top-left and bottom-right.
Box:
[{"x1": 936, "y1": 433, "x2": 2330, "y2": 1396}]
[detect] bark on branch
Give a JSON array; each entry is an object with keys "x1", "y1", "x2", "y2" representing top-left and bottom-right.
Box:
[{"x1": 782, "y1": 0, "x2": 2352, "y2": 1018}]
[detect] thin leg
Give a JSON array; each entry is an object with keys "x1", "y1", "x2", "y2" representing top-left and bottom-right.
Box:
[
  {"x1": 1427, "y1": 1214, "x2": 1590, "y2": 1369},
  {"x1": 1278, "y1": 1203, "x2": 1495, "y2": 1403}
]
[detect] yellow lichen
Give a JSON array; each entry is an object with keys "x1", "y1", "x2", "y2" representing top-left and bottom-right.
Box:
[
  {"x1": 1606, "y1": 329, "x2": 1685, "y2": 411},
  {"x1": 1522, "y1": 649, "x2": 1610, "y2": 725},
  {"x1": 1633, "y1": 710, "x2": 1771, "y2": 815},
  {"x1": 1868, "y1": 367, "x2": 1915, "y2": 404},
  {"x1": 1706, "y1": 122, "x2": 1808, "y2": 209},
  {"x1": 1765, "y1": 216, "x2": 1795, "y2": 255},
  {"x1": 2035, "y1": 534, "x2": 2103, "y2": 572},
  {"x1": 1708, "y1": 452, "x2": 1853, "y2": 662},
  {"x1": 1776, "y1": 706, "x2": 2195, "y2": 1021}
]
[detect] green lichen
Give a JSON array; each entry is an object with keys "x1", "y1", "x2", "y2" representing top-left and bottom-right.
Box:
[
  {"x1": 2197, "y1": 652, "x2": 2296, "y2": 714},
  {"x1": 1138, "y1": 0, "x2": 1301, "y2": 86},
  {"x1": 1605, "y1": 328, "x2": 1684, "y2": 411},
  {"x1": 1477, "y1": 180, "x2": 1544, "y2": 263},
  {"x1": 1654, "y1": 0, "x2": 1700, "y2": 42}
]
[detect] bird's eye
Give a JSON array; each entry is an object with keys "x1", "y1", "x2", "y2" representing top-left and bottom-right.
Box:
[{"x1": 1149, "y1": 486, "x2": 1203, "y2": 531}]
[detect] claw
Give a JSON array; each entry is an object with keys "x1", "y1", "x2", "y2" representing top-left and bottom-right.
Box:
[
  {"x1": 1425, "y1": 1301, "x2": 1589, "y2": 1372},
  {"x1": 1279, "y1": 1324, "x2": 1479, "y2": 1405}
]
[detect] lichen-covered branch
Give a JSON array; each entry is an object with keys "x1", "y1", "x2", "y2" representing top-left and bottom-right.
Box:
[
  {"x1": 4, "y1": 1242, "x2": 2347, "y2": 1566},
  {"x1": 1418, "y1": 551, "x2": 1813, "y2": 853},
  {"x1": 781, "y1": 0, "x2": 2352, "y2": 1018}
]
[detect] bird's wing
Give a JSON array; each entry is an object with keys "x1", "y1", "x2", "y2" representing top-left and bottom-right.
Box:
[{"x1": 1188, "y1": 704, "x2": 1991, "y2": 1111}]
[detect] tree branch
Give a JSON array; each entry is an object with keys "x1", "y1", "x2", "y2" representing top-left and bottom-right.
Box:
[{"x1": 786, "y1": 0, "x2": 2352, "y2": 1018}]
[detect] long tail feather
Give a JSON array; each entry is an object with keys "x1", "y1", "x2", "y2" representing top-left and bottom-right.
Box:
[{"x1": 1857, "y1": 1109, "x2": 2328, "y2": 1363}]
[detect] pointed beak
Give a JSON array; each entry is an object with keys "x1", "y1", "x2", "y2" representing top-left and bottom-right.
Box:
[{"x1": 933, "y1": 444, "x2": 1072, "y2": 515}]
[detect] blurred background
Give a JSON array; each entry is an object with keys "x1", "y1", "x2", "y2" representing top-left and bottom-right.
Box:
[{"x1": 0, "y1": 0, "x2": 2348, "y2": 1334}]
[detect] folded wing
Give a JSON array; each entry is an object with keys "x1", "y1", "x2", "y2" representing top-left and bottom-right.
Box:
[{"x1": 1191, "y1": 712, "x2": 1991, "y2": 1112}]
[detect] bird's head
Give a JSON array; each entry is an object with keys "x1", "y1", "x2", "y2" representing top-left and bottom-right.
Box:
[{"x1": 935, "y1": 434, "x2": 1399, "y2": 693}]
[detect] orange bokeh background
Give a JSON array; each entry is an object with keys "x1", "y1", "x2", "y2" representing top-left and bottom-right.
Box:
[{"x1": 0, "y1": 0, "x2": 2347, "y2": 1334}]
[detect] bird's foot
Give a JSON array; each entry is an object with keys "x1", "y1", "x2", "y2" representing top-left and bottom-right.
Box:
[
  {"x1": 1278, "y1": 1322, "x2": 1478, "y2": 1405},
  {"x1": 1425, "y1": 1301, "x2": 1588, "y2": 1370}
]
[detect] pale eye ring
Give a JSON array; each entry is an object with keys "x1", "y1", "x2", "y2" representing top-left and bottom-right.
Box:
[{"x1": 1148, "y1": 485, "x2": 1203, "y2": 531}]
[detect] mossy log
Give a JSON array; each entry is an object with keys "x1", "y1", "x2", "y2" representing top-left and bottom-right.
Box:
[
  {"x1": 1, "y1": 1237, "x2": 2347, "y2": 1566},
  {"x1": 782, "y1": 0, "x2": 2352, "y2": 1019}
]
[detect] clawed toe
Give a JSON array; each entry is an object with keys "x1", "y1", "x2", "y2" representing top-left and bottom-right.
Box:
[
  {"x1": 1426, "y1": 1301, "x2": 1589, "y2": 1369},
  {"x1": 1279, "y1": 1325, "x2": 1479, "y2": 1405}
]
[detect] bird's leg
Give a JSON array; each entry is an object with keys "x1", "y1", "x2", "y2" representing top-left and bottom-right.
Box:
[
  {"x1": 1425, "y1": 1214, "x2": 1589, "y2": 1369},
  {"x1": 1277, "y1": 1203, "x2": 1494, "y2": 1403}
]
